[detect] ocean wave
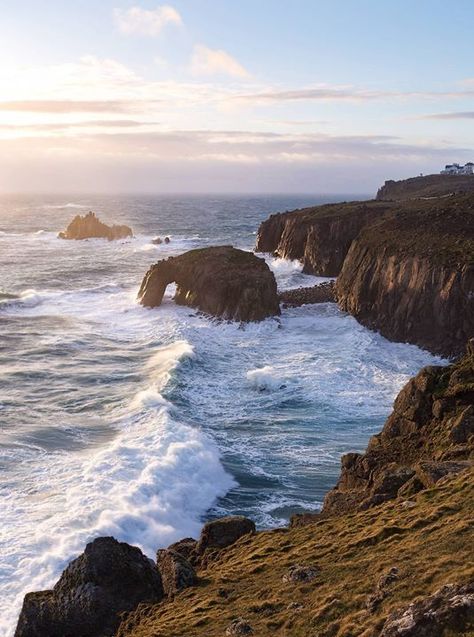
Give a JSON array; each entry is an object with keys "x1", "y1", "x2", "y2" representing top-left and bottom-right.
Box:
[
  {"x1": 246, "y1": 365, "x2": 288, "y2": 391},
  {"x1": 0, "y1": 339, "x2": 234, "y2": 633},
  {"x1": 39, "y1": 203, "x2": 89, "y2": 210}
]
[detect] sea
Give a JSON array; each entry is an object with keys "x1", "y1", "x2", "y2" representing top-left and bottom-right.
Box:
[{"x1": 0, "y1": 194, "x2": 444, "y2": 635}]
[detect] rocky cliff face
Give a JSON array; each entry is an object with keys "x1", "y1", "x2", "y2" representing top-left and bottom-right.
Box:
[
  {"x1": 335, "y1": 197, "x2": 474, "y2": 358},
  {"x1": 138, "y1": 246, "x2": 280, "y2": 322},
  {"x1": 319, "y1": 341, "x2": 474, "y2": 518},
  {"x1": 58, "y1": 211, "x2": 133, "y2": 241},
  {"x1": 256, "y1": 201, "x2": 393, "y2": 276},
  {"x1": 377, "y1": 174, "x2": 474, "y2": 201}
]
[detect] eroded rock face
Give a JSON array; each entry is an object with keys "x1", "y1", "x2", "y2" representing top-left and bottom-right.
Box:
[
  {"x1": 321, "y1": 343, "x2": 474, "y2": 517},
  {"x1": 379, "y1": 582, "x2": 474, "y2": 637},
  {"x1": 335, "y1": 198, "x2": 474, "y2": 358},
  {"x1": 58, "y1": 211, "x2": 133, "y2": 241},
  {"x1": 15, "y1": 537, "x2": 163, "y2": 637},
  {"x1": 279, "y1": 281, "x2": 335, "y2": 308},
  {"x1": 138, "y1": 246, "x2": 280, "y2": 322},
  {"x1": 255, "y1": 201, "x2": 393, "y2": 276}
]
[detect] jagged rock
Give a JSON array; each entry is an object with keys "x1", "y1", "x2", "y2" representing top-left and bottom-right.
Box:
[
  {"x1": 282, "y1": 564, "x2": 320, "y2": 584},
  {"x1": 58, "y1": 211, "x2": 132, "y2": 241},
  {"x1": 255, "y1": 201, "x2": 393, "y2": 276},
  {"x1": 336, "y1": 196, "x2": 474, "y2": 358},
  {"x1": 279, "y1": 281, "x2": 335, "y2": 308},
  {"x1": 196, "y1": 516, "x2": 256, "y2": 554},
  {"x1": 156, "y1": 549, "x2": 196, "y2": 596},
  {"x1": 322, "y1": 346, "x2": 474, "y2": 517},
  {"x1": 14, "y1": 537, "x2": 163, "y2": 637},
  {"x1": 138, "y1": 246, "x2": 280, "y2": 322},
  {"x1": 450, "y1": 405, "x2": 474, "y2": 443},
  {"x1": 166, "y1": 537, "x2": 197, "y2": 560},
  {"x1": 379, "y1": 582, "x2": 474, "y2": 636},
  {"x1": 164, "y1": 236, "x2": 170, "y2": 244},
  {"x1": 225, "y1": 618, "x2": 254, "y2": 635},
  {"x1": 415, "y1": 460, "x2": 472, "y2": 488}
]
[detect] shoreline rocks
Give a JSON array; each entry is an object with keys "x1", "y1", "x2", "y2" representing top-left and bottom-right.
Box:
[
  {"x1": 279, "y1": 281, "x2": 335, "y2": 307},
  {"x1": 138, "y1": 246, "x2": 280, "y2": 322},
  {"x1": 58, "y1": 211, "x2": 133, "y2": 241}
]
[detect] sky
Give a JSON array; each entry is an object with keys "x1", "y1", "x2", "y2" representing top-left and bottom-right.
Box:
[{"x1": 0, "y1": 0, "x2": 473, "y2": 194}]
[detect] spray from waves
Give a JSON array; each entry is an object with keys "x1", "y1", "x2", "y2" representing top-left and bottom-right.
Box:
[
  {"x1": 0, "y1": 339, "x2": 234, "y2": 634},
  {"x1": 263, "y1": 255, "x2": 332, "y2": 290},
  {"x1": 39, "y1": 203, "x2": 89, "y2": 210},
  {"x1": 246, "y1": 365, "x2": 289, "y2": 391}
]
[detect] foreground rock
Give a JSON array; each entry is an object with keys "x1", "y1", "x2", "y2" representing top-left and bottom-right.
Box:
[
  {"x1": 58, "y1": 211, "x2": 133, "y2": 241},
  {"x1": 15, "y1": 537, "x2": 163, "y2": 637},
  {"x1": 320, "y1": 341, "x2": 474, "y2": 518},
  {"x1": 196, "y1": 516, "x2": 256, "y2": 555},
  {"x1": 279, "y1": 281, "x2": 335, "y2": 307},
  {"x1": 380, "y1": 582, "x2": 474, "y2": 636},
  {"x1": 377, "y1": 173, "x2": 474, "y2": 201},
  {"x1": 335, "y1": 195, "x2": 474, "y2": 358},
  {"x1": 156, "y1": 549, "x2": 196, "y2": 596},
  {"x1": 138, "y1": 246, "x2": 280, "y2": 322}
]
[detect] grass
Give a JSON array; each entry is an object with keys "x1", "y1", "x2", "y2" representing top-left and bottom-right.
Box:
[{"x1": 118, "y1": 468, "x2": 474, "y2": 637}]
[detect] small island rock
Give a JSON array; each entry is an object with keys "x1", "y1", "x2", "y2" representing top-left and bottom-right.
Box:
[{"x1": 58, "y1": 211, "x2": 133, "y2": 241}]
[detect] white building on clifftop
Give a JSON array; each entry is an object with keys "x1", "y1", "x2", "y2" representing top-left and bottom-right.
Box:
[{"x1": 441, "y1": 162, "x2": 474, "y2": 175}]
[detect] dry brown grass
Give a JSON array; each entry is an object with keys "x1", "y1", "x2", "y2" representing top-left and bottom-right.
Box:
[{"x1": 117, "y1": 469, "x2": 474, "y2": 637}]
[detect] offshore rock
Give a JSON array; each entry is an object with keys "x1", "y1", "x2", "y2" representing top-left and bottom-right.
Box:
[
  {"x1": 279, "y1": 281, "x2": 335, "y2": 308},
  {"x1": 138, "y1": 246, "x2": 280, "y2": 322},
  {"x1": 58, "y1": 211, "x2": 133, "y2": 241},
  {"x1": 14, "y1": 537, "x2": 163, "y2": 637}
]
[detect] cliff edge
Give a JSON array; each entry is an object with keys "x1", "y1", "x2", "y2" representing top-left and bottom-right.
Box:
[{"x1": 376, "y1": 174, "x2": 474, "y2": 201}]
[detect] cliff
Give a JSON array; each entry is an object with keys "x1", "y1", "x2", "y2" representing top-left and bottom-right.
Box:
[
  {"x1": 376, "y1": 174, "x2": 474, "y2": 201},
  {"x1": 138, "y1": 246, "x2": 280, "y2": 322},
  {"x1": 58, "y1": 211, "x2": 133, "y2": 241},
  {"x1": 335, "y1": 196, "x2": 474, "y2": 358},
  {"x1": 255, "y1": 201, "x2": 394, "y2": 276},
  {"x1": 15, "y1": 345, "x2": 474, "y2": 637}
]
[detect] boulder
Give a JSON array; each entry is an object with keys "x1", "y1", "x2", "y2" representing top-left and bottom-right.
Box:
[
  {"x1": 138, "y1": 246, "x2": 280, "y2": 322},
  {"x1": 379, "y1": 582, "x2": 474, "y2": 636},
  {"x1": 156, "y1": 549, "x2": 196, "y2": 596},
  {"x1": 225, "y1": 618, "x2": 254, "y2": 635},
  {"x1": 15, "y1": 537, "x2": 163, "y2": 637},
  {"x1": 279, "y1": 281, "x2": 335, "y2": 308},
  {"x1": 196, "y1": 516, "x2": 256, "y2": 554},
  {"x1": 166, "y1": 537, "x2": 197, "y2": 560},
  {"x1": 58, "y1": 211, "x2": 133, "y2": 241},
  {"x1": 282, "y1": 564, "x2": 319, "y2": 584}
]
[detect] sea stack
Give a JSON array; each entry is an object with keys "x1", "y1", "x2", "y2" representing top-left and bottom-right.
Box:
[
  {"x1": 138, "y1": 246, "x2": 280, "y2": 322},
  {"x1": 58, "y1": 211, "x2": 133, "y2": 241}
]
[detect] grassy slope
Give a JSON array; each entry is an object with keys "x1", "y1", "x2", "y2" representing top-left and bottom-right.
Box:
[{"x1": 118, "y1": 469, "x2": 474, "y2": 637}]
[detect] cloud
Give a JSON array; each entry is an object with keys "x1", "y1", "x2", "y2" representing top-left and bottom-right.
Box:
[
  {"x1": 191, "y1": 45, "x2": 249, "y2": 78},
  {"x1": 420, "y1": 111, "x2": 474, "y2": 120},
  {"x1": 113, "y1": 5, "x2": 182, "y2": 36},
  {"x1": 234, "y1": 85, "x2": 474, "y2": 104},
  {"x1": 0, "y1": 100, "x2": 157, "y2": 114}
]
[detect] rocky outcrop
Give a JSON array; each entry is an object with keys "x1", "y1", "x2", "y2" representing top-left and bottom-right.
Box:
[
  {"x1": 320, "y1": 342, "x2": 474, "y2": 517},
  {"x1": 380, "y1": 582, "x2": 474, "y2": 637},
  {"x1": 255, "y1": 201, "x2": 393, "y2": 276},
  {"x1": 138, "y1": 246, "x2": 280, "y2": 322},
  {"x1": 156, "y1": 549, "x2": 196, "y2": 596},
  {"x1": 377, "y1": 173, "x2": 474, "y2": 201},
  {"x1": 58, "y1": 211, "x2": 133, "y2": 241},
  {"x1": 279, "y1": 281, "x2": 335, "y2": 308},
  {"x1": 196, "y1": 516, "x2": 256, "y2": 555},
  {"x1": 15, "y1": 537, "x2": 163, "y2": 637},
  {"x1": 335, "y1": 196, "x2": 474, "y2": 358}
]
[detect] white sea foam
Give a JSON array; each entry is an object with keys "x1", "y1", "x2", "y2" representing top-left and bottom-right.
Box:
[
  {"x1": 0, "y1": 338, "x2": 234, "y2": 633},
  {"x1": 246, "y1": 365, "x2": 288, "y2": 391}
]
